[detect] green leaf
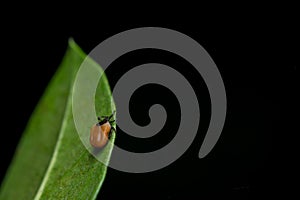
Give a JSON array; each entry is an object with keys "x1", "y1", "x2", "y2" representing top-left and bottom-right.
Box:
[{"x1": 0, "y1": 39, "x2": 116, "y2": 200}]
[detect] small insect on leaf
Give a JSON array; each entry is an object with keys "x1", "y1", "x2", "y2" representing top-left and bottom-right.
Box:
[{"x1": 90, "y1": 112, "x2": 116, "y2": 148}]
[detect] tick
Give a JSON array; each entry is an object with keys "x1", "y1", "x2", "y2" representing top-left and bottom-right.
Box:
[{"x1": 90, "y1": 111, "x2": 116, "y2": 148}]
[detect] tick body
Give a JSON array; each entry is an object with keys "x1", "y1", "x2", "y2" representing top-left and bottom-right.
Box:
[{"x1": 90, "y1": 111, "x2": 115, "y2": 148}]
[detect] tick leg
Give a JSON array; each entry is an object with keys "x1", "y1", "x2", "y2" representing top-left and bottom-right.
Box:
[
  {"x1": 111, "y1": 126, "x2": 116, "y2": 132},
  {"x1": 100, "y1": 111, "x2": 115, "y2": 121},
  {"x1": 100, "y1": 116, "x2": 109, "y2": 119},
  {"x1": 108, "y1": 111, "x2": 116, "y2": 120},
  {"x1": 108, "y1": 126, "x2": 116, "y2": 139},
  {"x1": 98, "y1": 116, "x2": 108, "y2": 122}
]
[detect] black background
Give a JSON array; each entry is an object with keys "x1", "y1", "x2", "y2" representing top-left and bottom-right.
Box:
[{"x1": 0, "y1": 10, "x2": 298, "y2": 199}]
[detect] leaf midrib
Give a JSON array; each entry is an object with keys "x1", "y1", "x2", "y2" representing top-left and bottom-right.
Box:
[{"x1": 33, "y1": 68, "x2": 75, "y2": 200}]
